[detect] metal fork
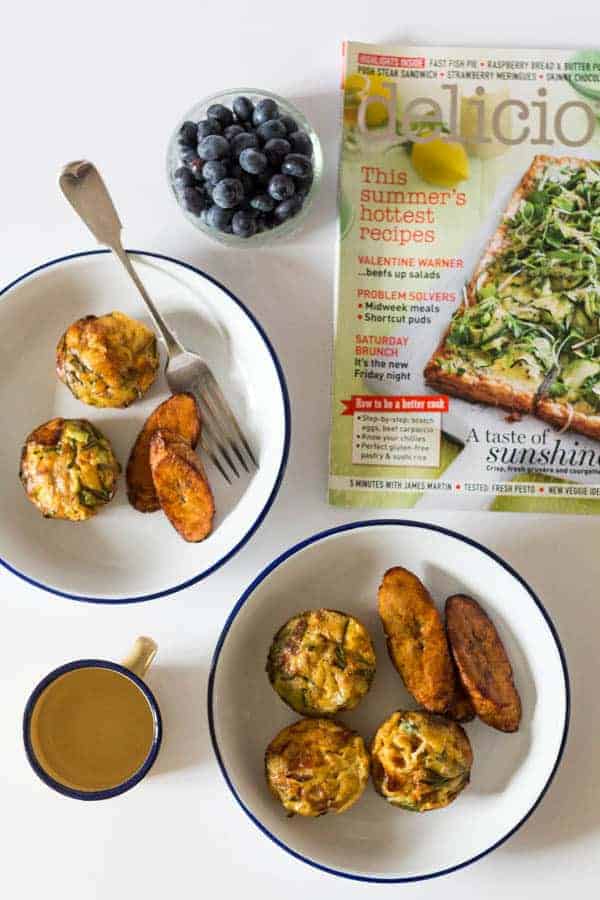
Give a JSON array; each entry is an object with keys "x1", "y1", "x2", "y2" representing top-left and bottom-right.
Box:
[{"x1": 59, "y1": 160, "x2": 256, "y2": 482}]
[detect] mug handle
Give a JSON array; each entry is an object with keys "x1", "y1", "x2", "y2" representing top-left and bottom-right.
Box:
[{"x1": 122, "y1": 637, "x2": 158, "y2": 680}]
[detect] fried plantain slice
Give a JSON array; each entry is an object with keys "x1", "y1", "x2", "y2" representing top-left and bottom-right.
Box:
[
  {"x1": 446, "y1": 594, "x2": 521, "y2": 733},
  {"x1": 149, "y1": 429, "x2": 214, "y2": 542},
  {"x1": 378, "y1": 567, "x2": 454, "y2": 713},
  {"x1": 445, "y1": 620, "x2": 476, "y2": 723},
  {"x1": 445, "y1": 672, "x2": 476, "y2": 723},
  {"x1": 126, "y1": 393, "x2": 201, "y2": 512}
]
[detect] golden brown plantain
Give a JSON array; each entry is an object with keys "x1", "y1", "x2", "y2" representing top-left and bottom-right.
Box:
[
  {"x1": 445, "y1": 673, "x2": 476, "y2": 723},
  {"x1": 445, "y1": 621, "x2": 476, "y2": 723},
  {"x1": 378, "y1": 567, "x2": 454, "y2": 713},
  {"x1": 446, "y1": 594, "x2": 522, "y2": 732},
  {"x1": 149, "y1": 429, "x2": 214, "y2": 542},
  {"x1": 126, "y1": 393, "x2": 201, "y2": 512}
]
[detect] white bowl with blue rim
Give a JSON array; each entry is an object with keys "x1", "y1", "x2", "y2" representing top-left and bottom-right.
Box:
[
  {"x1": 208, "y1": 520, "x2": 569, "y2": 883},
  {"x1": 0, "y1": 250, "x2": 289, "y2": 602}
]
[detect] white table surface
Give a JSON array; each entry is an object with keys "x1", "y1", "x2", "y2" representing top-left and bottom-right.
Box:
[{"x1": 1, "y1": 2, "x2": 599, "y2": 896}]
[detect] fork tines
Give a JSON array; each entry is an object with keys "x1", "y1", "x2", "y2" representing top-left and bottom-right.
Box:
[{"x1": 194, "y1": 371, "x2": 257, "y2": 482}]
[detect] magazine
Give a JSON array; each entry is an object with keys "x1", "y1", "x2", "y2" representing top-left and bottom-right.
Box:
[{"x1": 329, "y1": 41, "x2": 600, "y2": 513}]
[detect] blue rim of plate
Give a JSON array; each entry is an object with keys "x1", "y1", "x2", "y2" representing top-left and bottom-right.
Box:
[
  {"x1": 0, "y1": 248, "x2": 291, "y2": 604},
  {"x1": 207, "y1": 519, "x2": 571, "y2": 884},
  {"x1": 23, "y1": 658, "x2": 163, "y2": 800}
]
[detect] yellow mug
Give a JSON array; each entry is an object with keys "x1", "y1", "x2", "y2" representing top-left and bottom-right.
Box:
[{"x1": 23, "y1": 637, "x2": 162, "y2": 800}]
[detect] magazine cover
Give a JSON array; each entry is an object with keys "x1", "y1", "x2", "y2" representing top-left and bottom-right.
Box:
[{"x1": 329, "y1": 42, "x2": 600, "y2": 512}]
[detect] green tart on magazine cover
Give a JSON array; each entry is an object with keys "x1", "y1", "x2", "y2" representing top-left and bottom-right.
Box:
[{"x1": 329, "y1": 42, "x2": 600, "y2": 513}]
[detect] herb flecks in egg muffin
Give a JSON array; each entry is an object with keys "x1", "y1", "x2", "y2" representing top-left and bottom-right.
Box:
[
  {"x1": 20, "y1": 418, "x2": 120, "y2": 521},
  {"x1": 265, "y1": 718, "x2": 370, "y2": 817},
  {"x1": 267, "y1": 609, "x2": 376, "y2": 716},
  {"x1": 371, "y1": 710, "x2": 473, "y2": 812},
  {"x1": 56, "y1": 311, "x2": 159, "y2": 408}
]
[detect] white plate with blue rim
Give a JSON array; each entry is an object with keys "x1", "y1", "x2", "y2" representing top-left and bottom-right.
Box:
[
  {"x1": 0, "y1": 249, "x2": 289, "y2": 602},
  {"x1": 208, "y1": 520, "x2": 569, "y2": 883}
]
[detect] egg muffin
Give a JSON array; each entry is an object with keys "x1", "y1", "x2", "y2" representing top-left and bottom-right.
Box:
[
  {"x1": 265, "y1": 718, "x2": 370, "y2": 817},
  {"x1": 56, "y1": 311, "x2": 159, "y2": 407},
  {"x1": 20, "y1": 418, "x2": 120, "y2": 521},
  {"x1": 267, "y1": 609, "x2": 376, "y2": 716},
  {"x1": 371, "y1": 710, "x2": 473, "y2": 812}
]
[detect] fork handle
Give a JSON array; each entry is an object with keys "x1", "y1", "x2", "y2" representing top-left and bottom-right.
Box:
[
  {"x1": 111, "y1": 244, "x2": 183, "y2": 357},
  {"x1": 59, "y1": 160, "x2": 183, "y2": 358}
]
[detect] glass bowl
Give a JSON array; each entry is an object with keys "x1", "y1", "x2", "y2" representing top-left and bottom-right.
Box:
[{"x1": 167, "y1": 88, "x2": 323, "y2": 247}]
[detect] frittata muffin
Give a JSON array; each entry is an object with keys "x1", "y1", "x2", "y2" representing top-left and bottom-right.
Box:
[
  {"x1": 265, "y1": 718, "x2": 370, "y2": 817},
  {"x1": 20, "y1": 418, "x2": 120, "y2": 521},
  {"x1": 266, "y1": 609, "x2": 376, "y2": 716},
  {"x1": 56, "y1": 311, "x2": 159, "y2": 407},
  {"x1": 371, "y1": 710, "x2": 473, "y2": 812}
]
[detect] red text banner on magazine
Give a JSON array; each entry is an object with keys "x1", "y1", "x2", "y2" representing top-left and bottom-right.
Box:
[{"x1": 341, "y1": 395, "x2": 449, "y2": 414}]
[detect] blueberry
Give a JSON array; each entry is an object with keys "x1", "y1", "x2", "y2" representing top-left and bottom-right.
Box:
[
  {"x1": 197, "y1": 118, "x2": 223, "y2": 139},
  {"x1": 295, "y1": 180, "x2": 312, "y2": 202},
  {"x1": 260, "y1": 213, "x2": 276, "y2": 230},
  {"x1": 253, "y1": 98, "x2": 279, "y2": 126},
  {"x1": 232, "y1": 209, "x2": 258, "y2": 238},
  {"x1": 233, "y1": 96, "x2": 254, "y2": 122},
  {"x1": 188, "y1": 157, "x2": 205, "y2": 179},
  {"x1": 224, "y1": 124, "x2": 245, "y2": 141},
  {"x1": 281, "y1": 153, "x2": 313, "y2": 179},
  {"x1": 207, "y1": 103, "x2": 234, "y2": 127},
  {"x1": 274, "y1": 195, "x2": 303, "y2": 222},
  {"x1": 174, "y1": 166, "x2": 196, "y2": 188},
  {"x1": 198, "y1": 134, "x2": 230, "y2": 161},
  {"x1": 180, "y1": 145, "x2": 201, "y2": 166},
  {"x1": 202, "y1": 159, "x2": 229, "y2": 185},
  {"x1": 250, "y1": 193, "x2": 275, "y2": 213},
  {"x1": 212, "y1": 177, "x2": 244, "y2": 208},
  {"x1": 239, "y1": 171, "x2": 255, "y2": 196},
  {"x1": 295, "y1": 173, "x2": 314, "y2": 194},
  {"x1": 239, "y1": 148, "x2": 268, "y2": 175},
  {"x1": 257, "y1": 119, "x2": 288, "y2": 142},
  {"x1": 256, "y1": 166, "x2": 275, "y2": 187},
  {"x1": 264, "y1": 138, "x2": 291, "y2": 167},
  {"x1": 231, "y1": 131, "x2": 260, "y2": 157},
  {"x1": 289, "y1": 130, "x2": 313, "y2": 156},
  {"x1": 206, "y1": 204, "x2": 234, "y2": 233},
  {"x1": 268, "y1": 173, "x2": 295, "y2": 202},
  {"x1": 182, "y1": 187, "x2": 207, "y2": 216},
  {"x1": 179, "y1": 121, "x2": 199, "y2": 147},
  {"x1": 279, "y1": 115, "x2": 298, "y2": 135}
]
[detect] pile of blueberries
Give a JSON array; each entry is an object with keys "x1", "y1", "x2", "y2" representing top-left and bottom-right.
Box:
[{"x1": 173, "y1": 95, "x2": 315, "y2": 239}]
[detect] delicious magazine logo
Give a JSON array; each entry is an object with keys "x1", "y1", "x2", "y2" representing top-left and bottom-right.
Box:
[{"x1": 355, "y1": 81, "x2": 599, "y2": 148}]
